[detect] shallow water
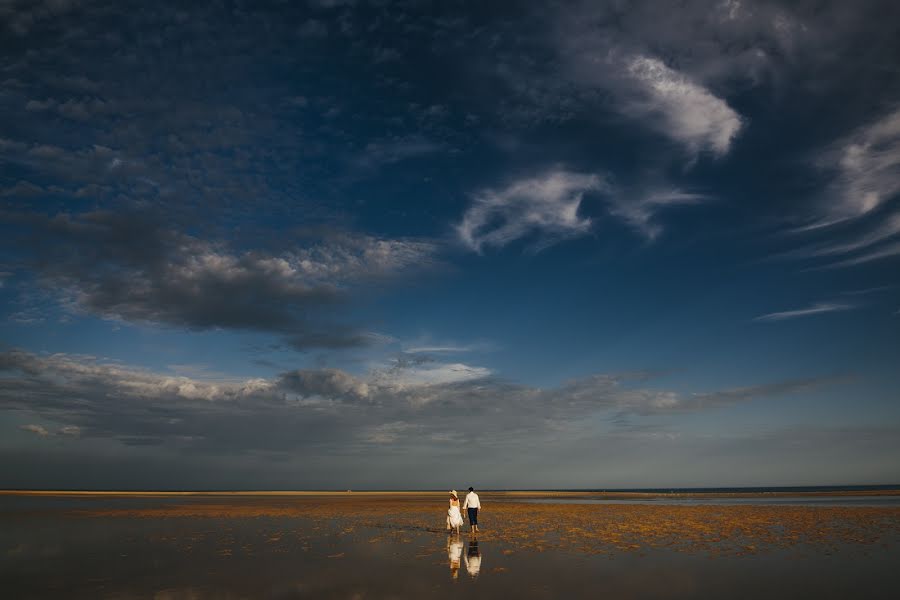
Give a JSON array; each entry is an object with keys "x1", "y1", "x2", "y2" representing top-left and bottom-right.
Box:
[
  {"x1": 513, "y1": 495, "x2": 900, "y2": 507},
  {"x1": 2, "y1": 495, "x2": 899, "y2": 599}
]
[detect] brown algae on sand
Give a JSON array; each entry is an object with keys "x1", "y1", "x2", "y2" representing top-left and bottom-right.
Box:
[{"x1": 56, "y1": 491, "x2": 900, "y2": 557}]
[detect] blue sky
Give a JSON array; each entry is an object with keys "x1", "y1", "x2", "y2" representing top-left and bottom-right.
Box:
[{"x1": 1, "y1": 0, "x2": 899, "y2": 489}]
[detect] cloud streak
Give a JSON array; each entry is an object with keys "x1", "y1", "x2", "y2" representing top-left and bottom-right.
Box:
[{"x1": 754, "y1": 302, "x2": 856, "y2": 322}]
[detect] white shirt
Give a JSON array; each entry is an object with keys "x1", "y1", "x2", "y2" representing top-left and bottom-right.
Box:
[{"x1": 463, "y1": 491, "x2": 481, "y2": 509}]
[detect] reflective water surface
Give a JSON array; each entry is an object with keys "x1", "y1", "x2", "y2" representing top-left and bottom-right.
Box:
[
  {"x1": 2, "y1": 494, "x2": 899, "y2": 599},
  {"x1": 512, "y1": 495, "x2": 900, "y2": 507}
]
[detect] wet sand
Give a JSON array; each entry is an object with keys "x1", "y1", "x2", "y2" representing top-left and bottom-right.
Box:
[{"x1": 2, "y1": 491, "x2": 899, "y2": 598}]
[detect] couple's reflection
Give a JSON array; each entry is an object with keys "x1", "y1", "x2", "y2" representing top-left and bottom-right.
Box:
[{"x1": 447, "y1": 536, "x2": 481, "y2": 579}]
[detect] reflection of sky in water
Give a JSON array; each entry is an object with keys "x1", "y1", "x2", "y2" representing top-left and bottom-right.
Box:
[{"x1": 2, "y1": 499, "x2": 899, "y2": 598}]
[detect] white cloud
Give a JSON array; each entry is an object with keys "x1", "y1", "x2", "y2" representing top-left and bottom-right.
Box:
[
  {"x1": 817, "y1": 107, "x2": 900, "y2": 221},
  {"x1": 623, "y1": 55, "x2": 743, "y2": 158},
  {"x1": 459, "y1": 170, "x2": 710, "y2": 246},
  {"x1": 548, "y1": 3, "x2": 763, "y2": 160},
  {"x1": 457, "y1": 169, "x2": 605, "y2": 252},
  {"x1": 754, "y1": 302, "x2": 855, "y2": 322}
]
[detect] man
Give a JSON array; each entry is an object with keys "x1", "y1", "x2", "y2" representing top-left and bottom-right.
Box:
[{"x1": 462, "y1": 486, "x2": 481, "y2": 533}]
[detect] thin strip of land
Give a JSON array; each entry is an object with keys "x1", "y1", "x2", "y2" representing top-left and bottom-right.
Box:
[{"x1": 3, "y1": 488, "x2": 900, "y2": 498}]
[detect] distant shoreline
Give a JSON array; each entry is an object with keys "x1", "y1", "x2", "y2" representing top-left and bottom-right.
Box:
[{"x1": 3, "y1": 487, "x2": 900, "y2": 499}]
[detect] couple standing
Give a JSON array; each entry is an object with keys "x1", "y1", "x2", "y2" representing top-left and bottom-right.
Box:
[{"x1": 447, "y1": 487, "x2": 481, "y2": 534}]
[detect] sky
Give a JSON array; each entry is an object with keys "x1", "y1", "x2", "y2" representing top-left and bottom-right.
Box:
[{"x1": 1, "y1": 0, "x2": 899, "y2": 490}]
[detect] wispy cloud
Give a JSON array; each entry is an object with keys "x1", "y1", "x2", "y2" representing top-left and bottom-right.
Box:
[
  {"x1": 403, "y1": 346, "x2": 474, "y2": 354},
  {"x1": 823, "y1": 241, "x2": 900, "y2": 269},
  {"x1": 754, "y1": 302, "x2": 856, "y2": 322},
  {"x1": 401, "y1": 338, "x2": 496, "y2": 355},
  {"x1": 789, "y1": 213, "x2": 900, "y2": 260},
  {"x1": 840, "y1": 285, "x2": 897, "y2": 296},
  {"x1": 609, "y1": 187, "x2": 708, "y2": 240},
  {"x1": 816, "y1": 106, "x2": 900, "y2": 222},
  {"x1": 456, "y1": 169, "x2": 605, "y2": 252},
  {"x1": 780, "y1": 106, "x2": 900, "y2": 269}
]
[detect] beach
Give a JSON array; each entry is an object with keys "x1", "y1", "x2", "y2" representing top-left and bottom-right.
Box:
[{"x1": 3, "y1": 490, "x2": 900, "y2": 598}]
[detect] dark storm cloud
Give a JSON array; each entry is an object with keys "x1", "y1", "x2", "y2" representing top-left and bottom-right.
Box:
[{"x1": 9, "y1": 210, "x2": 436, "y2": 348}]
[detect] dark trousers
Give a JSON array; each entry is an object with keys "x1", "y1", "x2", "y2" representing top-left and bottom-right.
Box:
[{"x1": 467, "y1": 507, "x2": 478, "y2": 525}]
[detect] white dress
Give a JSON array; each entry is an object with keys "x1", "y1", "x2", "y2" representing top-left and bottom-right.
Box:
[{"x1": 447, "y1": 500, "x2": 464, "y2": 528}]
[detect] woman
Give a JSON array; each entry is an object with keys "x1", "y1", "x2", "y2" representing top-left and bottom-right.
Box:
[{"x1": 446, "y1": 490, "x2": 464, "y2": 534}]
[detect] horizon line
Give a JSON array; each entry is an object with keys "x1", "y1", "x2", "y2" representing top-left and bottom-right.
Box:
[{"x1": 3, "y1": 483, "x2": 900, "y2": 496}]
